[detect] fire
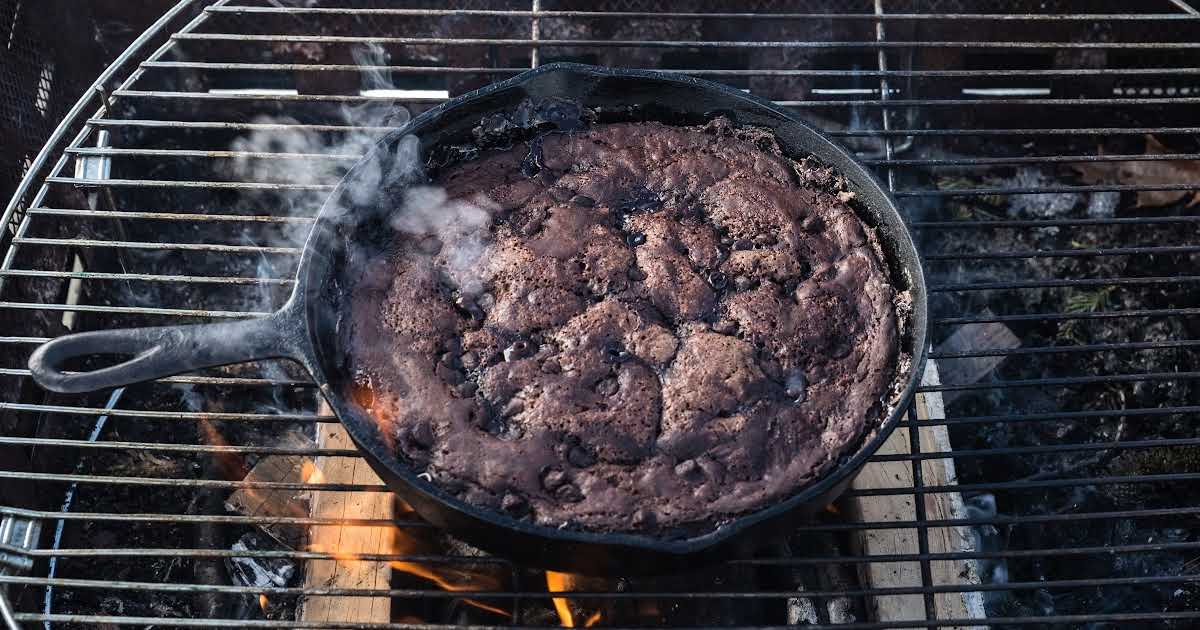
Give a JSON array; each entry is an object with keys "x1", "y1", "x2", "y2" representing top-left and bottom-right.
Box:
[
  {"x1": 300, "y1": 459, "x2": 326, "y2": 485},
  {"x1": 198, "y1": 382, "x2": 509, "y2": 620},
  {"x1": 196, "y1": 417, "x2": 248, "y2": 480},
  {"x1": 385, "y1": 523, "x2": 508, "y2": 617},
  {"x1": 546, "y1": 571, "x2": 577, "y2": 627},
  {"x1": 304, "y1": 502, "x2": 508, "y2": 618},
  {"x1": 546, "y1": 571, "x2": 604, "y2": 627},
  {"x1": 351, "y1": 383, "x2": 398, "y2": 451}
]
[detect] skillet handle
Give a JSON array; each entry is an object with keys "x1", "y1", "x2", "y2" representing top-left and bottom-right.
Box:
[{"x1": 28, "y1": 307, "x2": 306, "y2": 394}]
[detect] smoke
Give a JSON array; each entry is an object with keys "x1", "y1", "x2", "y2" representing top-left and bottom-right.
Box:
[
  {"x1": 223, "y1": 39, "x2": 500, "y2": 313},
  {"x1": 220, "y1": 44, "x2": 416, "y2": 305},
  {"x1": 964, "y1": 493, "x2": 1012, "y2": 608},
  {"x1": 391, "y1": 187, "x2": 497, "y2": 295}
]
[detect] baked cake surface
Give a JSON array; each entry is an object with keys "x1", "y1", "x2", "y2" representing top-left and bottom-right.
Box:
[{"x1": 349, "y1": 118, "x2": 901, "y2": 533}]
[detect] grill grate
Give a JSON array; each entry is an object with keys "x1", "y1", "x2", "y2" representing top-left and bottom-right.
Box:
[{"x1": 2, "y1": 0, "x2": 1200, "y2": 628}]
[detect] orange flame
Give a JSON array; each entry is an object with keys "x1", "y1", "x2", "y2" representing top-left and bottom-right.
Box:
[
  {"x1": 385, "y1": 524, "x2": 508, "y2": 617},
  {"x1": 305, "y1": 503, "x2": 508, "y2": 618},
  {"x1": 351, "y1": 383, "x2": 398, "y2": 451},
  {"x1": 300, "y1": 459, "x2": 326, "y2": 485},
  {"x1": 546, "y1": 571, "x2": 606, "y2": 627},
  {"x1": 197, "y1": 417, "x2": 248, "y2": 480},
  {"x1": 546, "y1": 571, "x2": 577, "y2": 627},
  {"x1": 258, "y1": 594, "x2": 269, "y2": 612}
]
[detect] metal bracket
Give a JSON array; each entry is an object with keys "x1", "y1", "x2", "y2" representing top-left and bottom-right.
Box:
[{"x1": 0, "y1": 514, "x2": 42, "y2": 630}]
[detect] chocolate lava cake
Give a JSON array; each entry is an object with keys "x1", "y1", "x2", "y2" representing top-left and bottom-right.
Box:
[{"x1": 348, "y1": 117, "x2": 907, "y2": 534}]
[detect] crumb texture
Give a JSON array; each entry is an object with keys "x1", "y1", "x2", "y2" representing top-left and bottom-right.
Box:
[{"x1": 349, "y1": 119, "x2": 899, "y2": 533}]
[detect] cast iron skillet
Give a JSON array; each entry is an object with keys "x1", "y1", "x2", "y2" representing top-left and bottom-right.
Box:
[{"x1": 29, "y1": 63, "x2": 927, "y2": 575}]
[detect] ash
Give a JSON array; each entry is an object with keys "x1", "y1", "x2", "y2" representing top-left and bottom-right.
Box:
[{"x1": 923, "y1": 133, "x2": 1200, "y2": 625}]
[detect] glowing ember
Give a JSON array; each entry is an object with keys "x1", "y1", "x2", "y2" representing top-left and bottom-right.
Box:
[{"x1": 351, "y1": 383, "x2": 398, "y2": 451}]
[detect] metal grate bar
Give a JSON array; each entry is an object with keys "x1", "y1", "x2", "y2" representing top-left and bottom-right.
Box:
[
  {"x1": 933, "y1": 308, "x2": 1200, "y2": 324},
  {"x1": 898, "y1": 183, "x2": 1200, "y2": 196},
  {"x1": 4, "y1": 574, "x2": 1200, "y2": 600},
  {"x1": 2, "y1": 503, "x2": 1189, "y2": 533},
  {"x1": 5, "y1": 573, "x2": 1200, "y2": 601},
  {"x1": 138, "y1": 61, "x2": 1200, "y2": 79},
  {"x1": 0, "y1": 403, "x2": 329, "y2": 421},
  {"x1": 86, "y1": 118, "x2": 399, "y2": 133},
  {"x1": 16, "y1": 548, "x2": 513, "y2": 564},
  {"x1": 3, "y1": 469, "x2": 1192, "y2": 497},
  {"x1": 170, "y1": 33, "x2": 1200, "y2": 50},
  {"x1": 1, "y1": 434, "x2": 1190, "y2": 466},
  {"x1": 15, "y1": 540, "x2": 1198, "y2": 567},
  {"x1": 0, "y1": 269, "x2": 293, "y2": 285},
  {"x1": 916, "y1": 405, "x2": 1198, "y2": 427},
  {"x1": 45, "y1": 178, "x2": 1200, "y2": 197},
  {"x1": 841, "y1": 473, "x2": 1200, "y2": 497},
  {"x1": 202, "y1": 7, "x2": 1200, "y2": 21},
  {"x1": 868, "y1": 437, "x2": 1200, "y2": 461},
  {"x1": 67, "y1": 147, "x2": 361, "y2": 161},
  {"x1": 83, "y1": 118, "x2": 1200, "y2": 138},
  {"x1": 865, "y1": 153, "x2": 1200, "y2": 166},
  {"x1": 0, "y1": 302, "x2": 271, "y2": 318},
  {"x1": 12, "y1": 236, "x2": 300, "y2": 254},
  {"x1": 916, "y1": 216, "x2": 1200, "y2": 228},
  {"x1": 0, "y1": 436, "x2": 353, "y2": 457},
  {"x1": 14, "y1": 612, "x2": 1200, "y2": 629},
  {"x1": 0, "y1": 368, "x2": 312, "y2": 387},
  {"x1": 1169, "y1": 0, "x2": 1200, "y2": 15},
  {"x1": 46, "y1": 176, "x2": 336, "y2": 191},
  {"x1": 930, "y1": 276, "x2": 1200, "y2": 291},
  {"x1": 106, "y1": 90, "x2": 1200, "y2": 108},
  {"x1": 28, "y1": 208, "x2": 316, "y2": 223},
  {"x1": 835, "y1": 126, "x2": 1200, "y2": 136},
  {"x1": 0, "y1": 471, "x2": 387, "y2": 492},
  {"x1": 924, "y1": 245, "x2": 1200, "y2": 259},
  {"x1": 928, "y1": 339, "x2": 1200, "y2": 357}
]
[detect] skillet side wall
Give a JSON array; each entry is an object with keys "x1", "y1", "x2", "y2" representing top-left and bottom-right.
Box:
[{"x1": 297, "y1": 64, "x2": 927, "y2": 575}]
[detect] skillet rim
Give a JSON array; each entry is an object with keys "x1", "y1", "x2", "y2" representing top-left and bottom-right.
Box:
[{"x1": 297, "y1": 62, "x2": 929, "y2": 558}]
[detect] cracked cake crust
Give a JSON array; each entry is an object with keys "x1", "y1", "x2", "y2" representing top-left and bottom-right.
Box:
[{"x1": 348, "y1": 118, "x2": 901, "y2": 534}]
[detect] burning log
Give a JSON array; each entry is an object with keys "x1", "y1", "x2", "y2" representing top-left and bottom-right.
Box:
[
  {"x1": 299, "y1": 413, "x2": 393, "y2": 624},
  {"x1": 224, "y1": 429, "x2": 314, "y2": 550}
]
